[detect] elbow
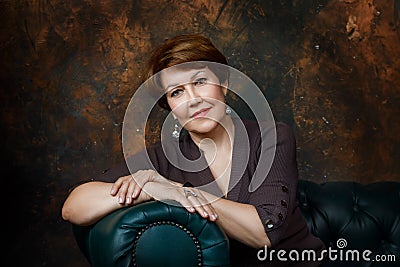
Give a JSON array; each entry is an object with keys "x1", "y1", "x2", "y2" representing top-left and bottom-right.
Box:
[
  {"x1": 61, "y1": 183, "x2": 95, "y2": 225},
  {"x1": 61, "y1": 200, "x2": 85, "y2": 225},
  {"x1": 61, "y1": 204, "x2": 92, "y2": 226},
  {"x1": 61, "y1": 201, "x2": 74, "y2": 222}
]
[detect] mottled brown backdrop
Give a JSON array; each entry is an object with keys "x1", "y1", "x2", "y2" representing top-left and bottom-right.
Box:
[{"x1": 1, "y1": 0, "x2": 399, "y2": 266}]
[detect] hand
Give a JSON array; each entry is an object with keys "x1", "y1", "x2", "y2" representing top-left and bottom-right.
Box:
[
  {"x1": 110, "y1": 169, "x2": 169, "y2": 205},
  {"x1": 143, "y1": 182, "x2": 218, "y2": 222},
  {"x1": 182, "y1": 187, "x2": 219, "y2": 221}
]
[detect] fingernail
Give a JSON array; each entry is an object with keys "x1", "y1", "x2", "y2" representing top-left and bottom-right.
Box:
[
  {"x1": 118, "y1": 197, "x2": 123, "y2": 203},
  {"x1": 189, "y1": 207, "x2": 195, "y2": 212},
  {"x1": 110, "y1": 189, "x2": 115, "y2": 195},
  {"x1": 126, "y1": 197, "x2": 131, "y2": 203},
  {"x1": 212, "y1": 214, "x2": 218, "y2": 220},
  {"x1": 203, "y1": 211, "x2": 208, "y2": 217}
]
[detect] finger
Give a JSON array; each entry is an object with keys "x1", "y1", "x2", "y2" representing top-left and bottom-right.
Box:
[
  {"x1": 126, "y1": 179, "x2": 140, "y2": 204},
  {"x1": 203, "y1": 203, "x2": 218, "y2": 221},
  {"x1": 186, "y1": 195, "x2": 210, "y2": 219},
  {"x1": 132, "y1": 182, "x2": 142, "y2": 198},
  {"x1": 189, "y1": 193, "x2": 218, "y2": 221},
  {"x1": 110, "y1": 175, "x2": 131, "y2": 195},
  {"x1": 117, "y1": 180, "x2": 130, "y2": 204},
  {"x1": 110, "y1": 177, "x2": 124, "y2": 195},
  {"x1": 197, "y1": 200, "x2": 216, "y2": 220},
  {"x1": 176, "y1": 195, "x2": 195, "y2": 213},
  {"x1": 125, "y1": 183, "x2": 134, "y2": 205},
  {"x1": 196, "y1": 192, "x2": 218, "y2": 221},
  {"x1": 130, "y1": 172, "x2": 148, "y2": 198}
]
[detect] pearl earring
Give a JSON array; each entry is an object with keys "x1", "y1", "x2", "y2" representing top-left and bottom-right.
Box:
[
  {"x1": 225, "y1": 106, "x2": 232, "y2": 115},
  {"x1": 172, "y1": 121, "x2": 180, "y2": 139}
]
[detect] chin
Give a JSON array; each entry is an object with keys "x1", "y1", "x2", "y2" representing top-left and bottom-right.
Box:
[{"x1": 185, "y1": 119, "x2": 220, "y2": 135}]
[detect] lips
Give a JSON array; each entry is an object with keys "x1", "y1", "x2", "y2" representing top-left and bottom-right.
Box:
[{"x1": 190, "y1": 108, "x2": 211, "y2": 118}]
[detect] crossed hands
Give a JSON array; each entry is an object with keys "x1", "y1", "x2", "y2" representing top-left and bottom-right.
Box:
[{"x1": 110, "y1": 170, "x2": 218, "y2": 221}]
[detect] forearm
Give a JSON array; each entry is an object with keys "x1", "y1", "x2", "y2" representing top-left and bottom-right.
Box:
[
  {"x1": 140, "y1": 181, "x2": 270, "y2": 248},
  {"x1": 61, "y1": 181, "x2": 150, "y2": 226},
  {"x1": 210, "y1": 196, "x2": 271, "y2": 248}
]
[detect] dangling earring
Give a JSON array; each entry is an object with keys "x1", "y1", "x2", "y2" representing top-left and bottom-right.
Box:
[
  {"x1": 172, "y1": 121, "x2": 180, "y2": 139},
  {"x1": 225, "y1": 106, "x2": 232, "y2": 115}
]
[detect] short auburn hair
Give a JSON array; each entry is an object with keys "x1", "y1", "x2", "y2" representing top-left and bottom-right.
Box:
[{"x1": 144, "y1": 34, "x2": 229, "y2": 110}]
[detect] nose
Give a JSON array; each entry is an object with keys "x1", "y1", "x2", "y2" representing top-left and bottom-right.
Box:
[{"x1": 185, "y1": 85, "x2": 202, "y2": 107}]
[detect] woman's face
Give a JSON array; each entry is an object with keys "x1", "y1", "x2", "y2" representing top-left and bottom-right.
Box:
[{"x1": 161, "y1": 66, "x2": 228, "y2": 135}]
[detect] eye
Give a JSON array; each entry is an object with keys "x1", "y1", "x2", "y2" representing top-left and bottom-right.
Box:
[
  {"x1": 169, "y1": 88, "x2": 183, "y2": 98},
  {"x1": 193, "y1": 77, "x2": 207, "y2": 86}
]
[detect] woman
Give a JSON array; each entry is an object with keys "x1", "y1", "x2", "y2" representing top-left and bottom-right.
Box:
[{"x1": 62, "y1": 34, "x2": 325, "y2": 266}]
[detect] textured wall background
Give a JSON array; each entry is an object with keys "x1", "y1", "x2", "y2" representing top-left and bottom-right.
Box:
[{"x1": 1, "y1": 0, "x2": 399, "y2": 266}]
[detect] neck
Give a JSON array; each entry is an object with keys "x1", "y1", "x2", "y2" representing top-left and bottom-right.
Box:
[{"x1": 189, "y1": 115, "x2": 234, "y2": 150}]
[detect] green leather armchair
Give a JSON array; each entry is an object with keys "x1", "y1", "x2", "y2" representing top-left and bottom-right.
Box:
[
  {"x1": 73, "y1": 200, "x2": 230, "y2": 267},
  {"x1": 73, "y1": 181, "x2": 400, "y2": 267}
]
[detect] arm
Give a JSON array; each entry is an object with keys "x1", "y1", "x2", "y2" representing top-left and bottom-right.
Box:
[
  {"x1": 61, "y1": 181, "x2": 151, "y2": 226},
  {"x1": 245, "y1": 122, "x2": 299, "y2": 247},
  {"x1": 61, "y1": 170, "x2": 207, "y2": 226},
  {"x1": 209, "y1": 196, "x2": 271, "y2": 248},
  {"x1": 62, "y1": 168, "x2": 176, "y2": 226}
]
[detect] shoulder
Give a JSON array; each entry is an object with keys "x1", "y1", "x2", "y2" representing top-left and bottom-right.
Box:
[
  {"x1": 240, "y1": 119, "x2": 295, "y2": 146},
  {"x1": 275, "y1": 122, "x2": 296, "y2": 145}
]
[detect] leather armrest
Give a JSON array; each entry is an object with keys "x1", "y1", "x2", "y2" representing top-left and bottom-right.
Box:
[{"x1": 72, "y1": 200, "x2": 230, "y2": 267}]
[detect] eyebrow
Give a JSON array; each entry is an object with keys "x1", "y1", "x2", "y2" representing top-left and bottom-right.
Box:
[{"x1": 165, "y1": 71, "x2": 205, "y2": 92}]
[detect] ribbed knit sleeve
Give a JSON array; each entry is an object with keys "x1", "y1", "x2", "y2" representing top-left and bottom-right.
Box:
[{"x1": 249, "y1": 122, "x2": 299, "y2": 246}]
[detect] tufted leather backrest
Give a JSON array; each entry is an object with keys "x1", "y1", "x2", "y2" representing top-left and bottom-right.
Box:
[{"x1": 297, "y1": 180, "x2": 400, "y2": 265}]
